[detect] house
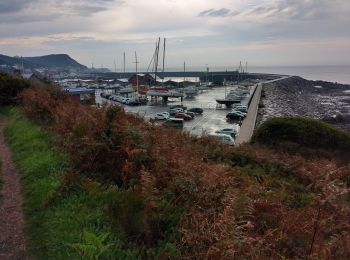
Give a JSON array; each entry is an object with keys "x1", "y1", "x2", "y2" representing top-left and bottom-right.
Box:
[
  {"x1": 65, "y1": 87, "x2": 95, "y2": 105},
  {"x1": 128, "y1": 73, "x2": 155, "y2": 86}
]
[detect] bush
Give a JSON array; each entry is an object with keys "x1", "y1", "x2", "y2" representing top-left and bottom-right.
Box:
[
  {"x1": 253, "y1": 117, "x2": 350, "y2": 151},
  {"x1": 0, "y1": 72, "x2": 31, "y2": 105},
  {"x1": 11, "y1": 86, "x2": 350, "y2": 259}
]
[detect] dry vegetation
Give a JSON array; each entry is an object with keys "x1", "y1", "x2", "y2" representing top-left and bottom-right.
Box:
[{"x1": 10, "y1": 84, "x2": 350, "y2": 258}]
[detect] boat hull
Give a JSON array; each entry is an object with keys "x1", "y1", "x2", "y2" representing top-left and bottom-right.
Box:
[{"x1": 216, "y1": 99, "x2": 241, "y2": 107}]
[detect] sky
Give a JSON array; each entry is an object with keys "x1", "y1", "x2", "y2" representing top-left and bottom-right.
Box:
[{"x1": 0, "y1": 0, "x2": 350, "y2": 71}]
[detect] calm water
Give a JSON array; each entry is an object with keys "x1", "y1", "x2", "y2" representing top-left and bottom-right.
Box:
[
  {"x1": 165, "y1": 65, "x2": 350, "y2": 85},
  {"x1": 248, "y1": 66, "x2": 350, "y2": 85}
]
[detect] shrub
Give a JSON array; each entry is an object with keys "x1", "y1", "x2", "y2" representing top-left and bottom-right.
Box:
[
  {"x1": 253, "y1": 117, "x2": 350, "y2": 151},
  {"x1": 12, "y1": 85, "x2": 350, "y2": 259},
  {"x1": 0, "y1": 72, "x2": 31, "y2": 105}
]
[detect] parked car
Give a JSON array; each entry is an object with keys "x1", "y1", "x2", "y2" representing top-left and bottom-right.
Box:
[
  {"x1": 100, "y1": 93, "x2": 110, "y2": 99},
  {"x1": 231, "y1": 109, "x2": 247, "y2": 117},
  {"x1": 122, "y1": 98, "x2": 131, "y2": 104},
  {"x1": 232, "y1": 103, "x2": 247, "y2": 108},
  {"x1": 138, "y1": 97, "x2": 148, "y2": 104},
  {"x1": 170, "y1": 104, "x2": 187, "y2": 110},
  {"x1": 175, "y1": 112, "x2": 192, "y2": 121},
  {"x1": 185, "y1": 111, "x2": 195, "y2": 118},
  {"x1": 110, "y1": 95, "x2": 123, "y2": 102},
  {"x1": 110, "y1": 95, "x2": 119, "y2": 101},
  {"x1": 210, "y1": 134, "x2": 235, "y2": 145},
  {"x1": 128, "y1": 100, "x2": 141, "y2": 106},
  {"x1": 226, "y1": 111, "x2": 245, "y2": 120},
  {"x1": 161, "y1": 112, "x2": 170, "y2": 117},
  {"x1": 155, "y1": 113, "x2": 170, "y2": 120},
  {"x1": 169, "y1": 108, "x2": 184, "y2": 115},
  {"x1": 163, "y1": 118, "x2": 184, "y2": 128},
  {"x1": 188, "y1": 107, "x2": 203, "y2": 114},
  {"x1": 234, "y1": 107, "x2": 248, "y2": 113},
  {"x1": 215, "y1": 128, "x2": 238, "y2": 137}
]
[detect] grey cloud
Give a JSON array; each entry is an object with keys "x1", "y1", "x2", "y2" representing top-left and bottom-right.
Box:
[
  {"x1": 0, "y1": 0, "x2": 123, "y2": 16},
  {"x1": 46, "y1": 36, "x2": 96, "y2": 42},
  {"x1": 198, "y1": 9, "x2": 214, "y2": 16},
  {"x1": 51, "y1": 0, "x2": 125, "y2": 16},
  {"x1": 198, "y1": 8, "x2": 237, "y2": 17},
  {"x1": 207, "y1": 8, "x2": 230, "y2": 17},
  {"x1": 0, "y1": 14, "x2": 60, "y2": 23},
  {"x1": 67, "y1": 5, "x2": 108, "y2": 16},
  {"x1": 0, "y1": 0, "x2": 31, "y2": 14},
  {"x1": 0, "y1": 0, "x2": 125, "y2": 24},
  {"x1": 199, "y1": 0, "x2": 347, "y2": 20}
]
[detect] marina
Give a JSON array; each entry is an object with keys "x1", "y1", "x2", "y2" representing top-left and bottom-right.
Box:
[{"x1": 95, "y1": 82, "x2": 256, "y2": 139}]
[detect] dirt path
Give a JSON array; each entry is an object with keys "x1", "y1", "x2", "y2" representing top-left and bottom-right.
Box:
[{"x1": 0, "y1": 118, "x2": 28, "y2": 259}]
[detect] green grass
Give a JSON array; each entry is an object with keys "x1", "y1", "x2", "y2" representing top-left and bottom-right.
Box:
[
  {"x1": 4, "y1": 109, "x2": 139, "y2": 259},
  {"x1": 0, "y1": 106, "x2": 12, "y2": 117},
  {"x1": 0, "y1": 106, "x2": 8, "y2": 203},
  {"x1": 253, "y1": 117, "x2": 350, "y2": 150}
]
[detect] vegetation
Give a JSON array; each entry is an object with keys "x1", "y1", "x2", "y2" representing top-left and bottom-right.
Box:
[
  {"x1": 0, "y1": 107, "x2": 10, "y2": 203},
  {"x1": 0, "y1": 53, "x2": 87, "y2": 70},
  {"x1": 253, "y1": 117, "x2": 350, "y2": 151},
  {"x1": 1, "y1": 74, "x2": 350, "y2": 259},
  {"x1": 0, "y1": 72, "x2": 32, "y2": 105},
  {"x1": 4, "y1": 109, "x2": 137, "y2": 259}
]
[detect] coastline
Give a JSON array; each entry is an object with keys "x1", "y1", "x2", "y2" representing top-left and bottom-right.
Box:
[
  {"x1": 257, "y1": 76, "x2": 350, "y2": 131},
  {"x1": 249, "y1": 65, "x2": 350, "y2": 85}
]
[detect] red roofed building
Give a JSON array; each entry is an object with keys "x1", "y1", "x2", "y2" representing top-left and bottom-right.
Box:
[{"x1": 129, "y1": 73, "x2": 155, "y2": 86}]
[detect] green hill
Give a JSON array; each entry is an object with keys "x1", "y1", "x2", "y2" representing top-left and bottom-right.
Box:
[
  {"x1": 24, "y1": 54, "x2": 87, "y2": 70},
  {"x1": 0, "y1": 54, "x2": 37, "y2": 68},
  {"x1": 0, "y1": 54, "x2": 87, "y2": 70}
]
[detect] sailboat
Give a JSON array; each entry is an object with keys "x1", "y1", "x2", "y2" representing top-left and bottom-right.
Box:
[{"x1": 216, "y1": 79, "x2": 242, "y2": 107}]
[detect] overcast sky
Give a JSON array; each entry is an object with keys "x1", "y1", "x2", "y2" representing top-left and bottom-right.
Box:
[{"x1": 0, "y1": 0, "x2": 349, "y2": 70}]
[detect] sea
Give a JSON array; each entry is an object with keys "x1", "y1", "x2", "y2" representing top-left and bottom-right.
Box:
[
  {"x1": 165, "y1": 65, "x2": 350, "y2": 85},
  {"x1": 248, "y1": 66, "x2": 350, "y2": 85}
]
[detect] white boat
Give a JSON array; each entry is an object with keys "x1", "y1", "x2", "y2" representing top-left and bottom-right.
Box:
[{"x1": 183, "y1": 86, "x2": 198, "y2": 97}]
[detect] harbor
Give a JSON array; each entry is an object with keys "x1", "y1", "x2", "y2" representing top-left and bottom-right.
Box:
[{"x1": 95, "y1": 80, "x2": 258, "y2": 140}]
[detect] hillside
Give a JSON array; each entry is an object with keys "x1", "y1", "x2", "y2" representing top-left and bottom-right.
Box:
[
  {"x1": 0, "y1": 54, "x2": 37, "y2": 69},
  {"x1": 1, "y1": 73, "x2": 350, "y2": 259},
  {"x1": 0, "y1": 54, "x2": 87, "y2": 70},
  {"x1": 24, "y1": 54, "x2": 87, "y2": 70}
]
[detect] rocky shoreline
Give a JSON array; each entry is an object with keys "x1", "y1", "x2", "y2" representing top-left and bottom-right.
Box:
[{"x1": 256, "y1": 76, "x2": 350, "y2": 131}]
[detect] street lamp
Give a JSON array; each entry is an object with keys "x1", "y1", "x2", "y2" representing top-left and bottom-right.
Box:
[{"x1": 205, "y1": 64, "x2": 209, "y2": 84}]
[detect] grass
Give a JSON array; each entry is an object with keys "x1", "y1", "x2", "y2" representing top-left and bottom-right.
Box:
[
  {"x1": 253, "y1": 117, "x2": 350, "y2": 150},
  {"x1": 0, "y1": 106, "x2": 12, "y2": 117},
  {"x1": 3, "y1": 80, "x2": 350, "y2": 258},
  {"x1": 0, "y1": 107, "x2": 9, "y2": 204},
  {"x1": 4, "y1": 108, "x2": 139, "y2": 259}
]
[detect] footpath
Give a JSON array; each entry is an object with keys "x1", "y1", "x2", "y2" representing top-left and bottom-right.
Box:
[
  {"x1": 236, "y1": 83, "x2": 263, "y2": 144},
  {"x1": 0, "y1": 118, "x2": 27, "y2": 259}
]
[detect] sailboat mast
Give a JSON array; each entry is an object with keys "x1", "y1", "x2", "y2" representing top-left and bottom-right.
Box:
[
  {"x1": 123, "y1": 52, "x2": 126, "y2": 73},
  {"x1": 224, "y1": 69, "x2": 227, "y2": 97},
  {"x1": 154, "y1": 37, "x2": 160, "y2": 85},
  {"x1": 21, "y1": 56, "x2": 24, "y2": 73},
  {"x1": 183, "y1": 61, "x2": 186, "y2": 82},
  {"x1": 134, "y1": 51, "x2": 139, "y2": 97},
  {"x1": 162, "y1": 38, "x2": 166, "y2": 86}
]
